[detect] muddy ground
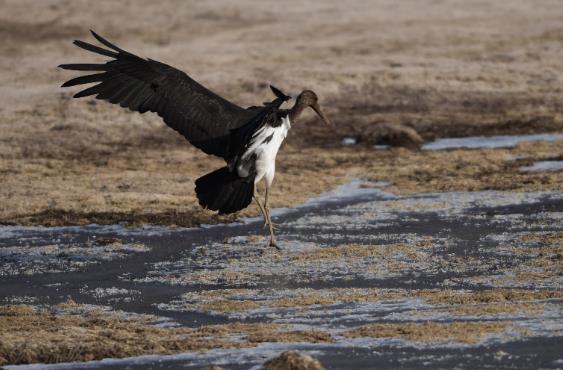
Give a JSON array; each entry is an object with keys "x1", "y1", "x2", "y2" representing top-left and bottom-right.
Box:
[{"x1": 0, "y1": 0, "x2": 562, "y2": 368}]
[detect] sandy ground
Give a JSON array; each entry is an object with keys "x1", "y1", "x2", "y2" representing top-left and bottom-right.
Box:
[{"x1": 1, "y1": 0, "x2": 562, "y2": 226}]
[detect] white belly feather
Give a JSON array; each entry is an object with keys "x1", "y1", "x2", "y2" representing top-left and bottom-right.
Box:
[{"x1": 237, "y1": 115, "x2": 291, "y2": 187}]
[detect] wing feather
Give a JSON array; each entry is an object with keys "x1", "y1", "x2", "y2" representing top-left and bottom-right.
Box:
[
  {"x1": 59, "y1": 63, "x2": 108, "y2": 71},
  {"x1": 62, "y1": 74, "x2": 99, "y2": 87},
  {"x1": 60, "y1": 30, "x2": 256, "y2": 158},
  {"x1": 73, "y1": 40, "x2": 118, "y2": 58},
  {"x1": 74, "y1": 84, "x2": 101, "y2": 98}
]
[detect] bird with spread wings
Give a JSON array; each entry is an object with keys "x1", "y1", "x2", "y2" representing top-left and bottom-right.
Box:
[{"x1": 60, "y1": 31, "x2": 331, "y2": 248}]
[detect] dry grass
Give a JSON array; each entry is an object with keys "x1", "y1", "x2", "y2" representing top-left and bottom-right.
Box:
[
  {"x1": 446, "y1": 303, "x2": 545, "y2": 317},
  {"x1": 0, "y1": 304, "x2": 336, "y2": 365},
  {"x1": 291, "y1": 243, "x2": 428, "y2": 262},
  {"x1": 0, "y1": 306, "x2": 516, "y2": 365},
  {"x1": 1, "y1": 285, "x2": 557, "y2": 365},
  {"x1": 200, "y1": 299, "x2": 262, "y2": 313},
  {"x1": 177, "y1": 287, "x2": 563, "y2": 316},
  {"x1": 248, "y1": 330, "x2": 334, "y2": 344},
  {"x1": 2, "y1": 141, "x2": 562, "y2": 226},
  {"x1": 419, "y1": 288, "x2": 563, "y2": 306},
  {"x1": 0, "y1": 0, "x2": 562, "y2": 227},
  {"x1": 343, "y1": 321, "x2": 509, "y2": 344},
  {"x1": 0, "y1": 305, "x2": 237, "y2": 365}
]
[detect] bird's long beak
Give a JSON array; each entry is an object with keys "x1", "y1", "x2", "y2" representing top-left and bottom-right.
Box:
[{"x1": 311, "y1": 103, "x2": 332, "y2": 126}]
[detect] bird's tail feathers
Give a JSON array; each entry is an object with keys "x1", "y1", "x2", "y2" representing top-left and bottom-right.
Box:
[{"x1": 195, "y1": 167, "x2": 254, "y2": 215}]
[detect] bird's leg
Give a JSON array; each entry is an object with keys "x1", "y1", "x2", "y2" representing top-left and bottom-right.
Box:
[
  {"x1": 253, "y1": 189, "x2": 268, "y2": 226},
  {"x1": 254, "y1": 190, "x2": 279, "y2": 250},
  {"x1": 260, "y1": 187, "x2": 279, "y2": 250},
  {"x1": 264, "y1": 186, "x2": 279, "y2": 230},
  {"x1": 262, "y1": 189, "x2": 279, "y2": 230},
  {"x1": 258, "y1": 190, "x2": 278, "y2": 230}
]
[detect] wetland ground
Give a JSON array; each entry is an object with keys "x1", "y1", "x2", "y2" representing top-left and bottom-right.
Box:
[{"x1": 0, "y1": 0, "x2": 562, "y2": 368}]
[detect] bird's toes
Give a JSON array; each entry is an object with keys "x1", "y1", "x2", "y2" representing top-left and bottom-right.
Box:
[{"x1": 263, "y1": 221, "x2": 281, "y2": 230}]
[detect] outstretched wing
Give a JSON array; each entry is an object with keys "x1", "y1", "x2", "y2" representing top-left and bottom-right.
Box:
[{"x1": 59, "y1": 30, "x2": 255, "y2": 158}]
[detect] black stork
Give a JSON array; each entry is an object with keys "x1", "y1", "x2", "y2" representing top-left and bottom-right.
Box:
[{"x1": 59, "y1": 31, "x2": 331, "y2": 249}]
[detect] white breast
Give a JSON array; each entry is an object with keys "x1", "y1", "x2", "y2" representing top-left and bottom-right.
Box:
[{"x1": 237, "y1": 115, "x2": 291, "y2": 186}]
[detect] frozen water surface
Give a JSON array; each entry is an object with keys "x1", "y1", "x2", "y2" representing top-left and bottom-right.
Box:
[
  {"x1": 520, "y1": 160, "x2": 563, "y2": 172},
  {"x1": 422, "y1": 132, "x2": 563, "y2": 150},
  {"x1": 1, "y1": 182, "x2": 562, "y2": 369},
  {"x1": 340, "y1": 137, "x2": 358, "y2": 145}
]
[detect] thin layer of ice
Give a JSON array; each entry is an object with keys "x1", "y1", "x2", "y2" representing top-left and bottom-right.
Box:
[
  {"x1": 300, "y1": 179, "x2": 394, "y2": 207},
  {"x1": 519, "y1": 160, "x2": 563, "y2": 172},
  {"x1": 341, "y1": 137, "x2": 358, "y2": 145},
  {"x1": 0, "y1": 224, "x2": 189, "y2": 239},
  {"x1": 241, "y1": 178, "x2": 394, "y2": 221},
  {"x1": 422, "y1": 133, "x2": 563, "y2": 150}
]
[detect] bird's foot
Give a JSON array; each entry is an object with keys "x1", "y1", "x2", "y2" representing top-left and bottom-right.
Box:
[
  {"x1": 263, "y1": 221, "x2": 280, "y2": 230},
  {"x1": 269, "y1": 238, "x2": 281, "y2": 250}
]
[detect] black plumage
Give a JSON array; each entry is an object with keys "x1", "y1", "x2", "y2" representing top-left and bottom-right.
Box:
[
  {"x1": 59, "y1": 31, "x2": 290, "y2": 215},
  {"x1": 195, "y1": 167, "x2": 255, "y2": 215},
  {"x1": 60, "y1": 30, "x2": 272, "y2": 160},
  {"x1": 60, "y1": 31, "x2": 332, "y2": 248}
]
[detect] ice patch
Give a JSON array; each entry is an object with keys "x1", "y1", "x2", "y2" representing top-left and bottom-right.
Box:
[
  {"x1": 239, "y1": 179, "x2": 394, "y2": 222},
  {"x1": 422, "y1": 133, "x2": 563, "y2": 150},
  {"x1": 341, "y1": 137, "x2": 358, "y2": 145},
  {"x1": 0, "y1": 224, "x2": 189, "y2": 239},
  {"x1": 300, "y1": 179, "x2": 394, "y2": 207},
  {"x1": 519, "y1": 160, "x2": 563, "y2": 172}
]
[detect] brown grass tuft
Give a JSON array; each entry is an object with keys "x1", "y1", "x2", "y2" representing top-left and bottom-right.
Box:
[{"x1": 343, "y1": 321, "x2": 509, "y2": 344}]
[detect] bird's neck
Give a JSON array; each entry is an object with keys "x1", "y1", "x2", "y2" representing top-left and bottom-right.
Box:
[{"x1": 288, "y1": 102, "x2": 306, "y2": 122}]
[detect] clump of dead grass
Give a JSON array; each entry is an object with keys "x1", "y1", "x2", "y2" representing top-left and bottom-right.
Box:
[
  {"x1": 420, "y1": 288, "x2": 563, "y2": 306},
  {"x1": 343, "y1": 321, "x2": 509, "y2": 344},
  {"x1": 291, "y1": 243, "x2": 428, "y2": 262},
  {"x1": 0, "y1": 305, "x2": 331, "y2": 366},
  {"x1": 0, "y1": 305, "x2": 237, "y2": 365},
  {"x1": 177, "y1": 287, "x2": 563, "y2": 316},
  {"x1": 446, "y1": 302, "x2": 545, "y2": 317},
  {"x1": 248, "y1": 330, "x2": 333, "y2": 344}
]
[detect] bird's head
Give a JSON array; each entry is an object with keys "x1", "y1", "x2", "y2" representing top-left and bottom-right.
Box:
[{"x1": 293, "y1": 90, "x2": 332, "y2": 126}]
